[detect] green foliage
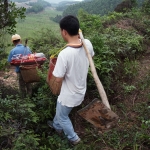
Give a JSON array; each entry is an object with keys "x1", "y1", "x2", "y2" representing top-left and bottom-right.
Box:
[
  {"x1": 0, "y1": 53, "x2": 8, "y2": 70},
  {"x1": 0, "y1": 95, "x2": 39, "y2": 124},
  {"x1": 142, "y1": 0, "x2": 150, "y2": 14},
  {"x1": 51, "y1": 0, "x2": 124, "y2": 23},
  {"x1": 32, "y1": 84, "x2": 56, "y2": 122},
  {"x1": 15, "y1": 9, "x2": 61, "y2": 39},
  {"x1": 123, "y1": 58, "x2": 139, "y2": 78},
  {"x1": 102, "y1": 11, "x2": 124, "y2": 25},
  {"x1": 104, "y1": 27, "x2": 143, "y2": 60},
  {"x1": 26, "y1": 0, "x2": 51, "y2": 14},
  {"x1": 0, "y1": 0, "x2": 26, "y2": 69},
  {"x1": 1, "y1": 3, "x2": 150, "y2": 150},
  {"x1": 122, "y1": 83, "x2": 136, "y2": 94},
  {"x1": 46, "y1": 134, "x2": 70, "y2": 149},
  {"x1": 0, "y1": 0, "x2": 26, "y2": 34},
  {"x1": 13, "y1": 130, "x2": 40, "y2": 150},
  {"x1": 52, "y1": 0, "x2": 145, "y2": 23},
  {"x1": 56, "y1": 1, "x2": 81, "y2": 12},
  {"x1": 0, "y1": 96, "x2": 40, "y2": 149},
  {"x1": 78, "y1": 9, "x2": 103, "y2": 35},
  {"x1": 30, "y1": 28, "x2": 63, "y2": 58},
  {"x1": 78, "y1": 10, "x2": 143, "y2": 95},
  {"x1": 114, "y1": 0, "x2": 138, "y2": 13},
  {"x1": 50, "y1": 14, "x2": 62, "y2": 23},
  {"x1": 63, "y1": 0, "x2": 122, "y2": 17},
  {"x1": 90, "y1": 34, "x2": 118, "y2": 91},
  {"x1": 26, "y1": 4, "x2": 44, "y2": 14},
  {"x1": 62, "y1": 0, "x2": 145, "y2": 17}
]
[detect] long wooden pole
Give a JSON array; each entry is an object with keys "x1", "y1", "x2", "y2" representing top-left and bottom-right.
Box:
[{"x1": 79, "y1": 29, "x2": 111, "y2": 110}]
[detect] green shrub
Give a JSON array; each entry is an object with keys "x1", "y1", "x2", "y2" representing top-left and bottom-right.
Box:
[
  {"x1": 13, "y1": 130, "x2": 40, "y2": 150},
  {"x1": 142, "y1": 0, "x2": 150, "y2": 14},
  {"x1": 30, "y1": 28, "x2": 64, "y2": 58}
]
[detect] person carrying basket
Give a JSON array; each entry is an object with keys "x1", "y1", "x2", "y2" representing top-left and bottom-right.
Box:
[
  {"x1": 8, "y1": 34, "x2": 32, "y2": 98},
  {"x1": 47, "y1": 15, "x2": 95, "y2": 145}
]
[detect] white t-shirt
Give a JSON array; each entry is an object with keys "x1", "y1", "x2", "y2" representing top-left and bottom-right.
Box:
[{"x1": 53, "y1": 39, "x2": 94, "y2": 107}]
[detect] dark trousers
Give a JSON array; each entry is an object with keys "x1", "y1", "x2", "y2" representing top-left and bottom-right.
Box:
[{"x1": 17, "y1": 72, "x2": 32, "y2": 98}]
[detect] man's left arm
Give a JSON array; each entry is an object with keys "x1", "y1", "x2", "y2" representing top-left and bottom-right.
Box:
[{"x1": 53, "y1": 52, "x2": 66, "y2": 80}]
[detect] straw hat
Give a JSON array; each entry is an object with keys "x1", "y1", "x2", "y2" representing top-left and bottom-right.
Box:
[{"x1": 11, "y1": 34, "x2": 21, "y2": 42}]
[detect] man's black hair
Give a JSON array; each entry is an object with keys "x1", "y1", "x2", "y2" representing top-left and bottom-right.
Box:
[
  {"x1": 13, "y1": 39, "x2": 20, "y2": 44},
  {"x1": 59, "y1": 15, "x2": 79, "y2": 36}
]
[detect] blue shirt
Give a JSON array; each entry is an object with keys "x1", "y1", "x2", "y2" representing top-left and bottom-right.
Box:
[{"x1": 8, "y1": 44, "x2": 32, "y2": 72}]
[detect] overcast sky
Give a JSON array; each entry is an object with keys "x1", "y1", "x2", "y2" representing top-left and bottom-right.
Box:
[{"x1": 46, "y1": 0, "x2": 83, "y2": 4}]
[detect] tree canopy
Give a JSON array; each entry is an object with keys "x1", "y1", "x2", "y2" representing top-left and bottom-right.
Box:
[
  {"x1": 26, "y1": 0, "x2": 51, "y2": 14},
  {"x1": 61, "y1": 0, "x2": 145, "y2": 17}
]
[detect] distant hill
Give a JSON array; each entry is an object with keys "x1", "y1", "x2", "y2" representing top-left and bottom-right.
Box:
[
  {"x1": 62, "y1": 0, "x2": 125, "y2": 16},
  {"x1": 62, "y1": 0, "x2": 145, "y2": 17},
  {"x1": 51, "y1": 0, "x2": 145, "y2": 23},
  {"x1": 45, "y1": 0, "x2": 83, "y2": 4},
  {"x1": 56, "y1": 1, "x2": 81, "y2": 11}
]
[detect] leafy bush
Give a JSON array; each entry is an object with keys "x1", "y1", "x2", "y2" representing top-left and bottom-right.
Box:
[
  {"x1": 142, "y1": 0, "x2": 150, "y2": 14},
  {"x1": 104, "y1": 27, "x2": 143, "y2": 60},
  {"x1": 13, "y1": 130, "x2": 40, "y2": 150},
  {"x1": 79, "y1": 10, "x2": 143, "y2": 97},
  {"x1": 26, "y1": 0, "x2": 51, "y2": 14},
  {"x1": 89, "y1": 34, "x2": 118, "y2": 92},
  {"x1": 30, "y1": 28, "x2": 64, "y2": 58}
]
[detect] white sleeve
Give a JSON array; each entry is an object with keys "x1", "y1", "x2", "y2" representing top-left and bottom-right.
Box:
[
  {"x1": 85, "y1": 39, "x2": 95, "y2": 57},
  {"x1": 53, "y1": 52, "x2": 66, "y2": 78}
]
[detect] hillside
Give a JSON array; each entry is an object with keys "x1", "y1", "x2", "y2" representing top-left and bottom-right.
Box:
[
  {"x1": 1, "y1": 18, "x2": 150, "y2": 149},
  {"x1": 62, "y1": 0, "x2": 144, "y2": 15},
  {"x1": 0, "y1": 1, "x2": 150, "y2": 149}
]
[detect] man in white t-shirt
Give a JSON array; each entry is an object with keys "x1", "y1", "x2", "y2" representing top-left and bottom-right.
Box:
[{"x1": 47, "y1": 15, "x2": 94, "y2": 145}]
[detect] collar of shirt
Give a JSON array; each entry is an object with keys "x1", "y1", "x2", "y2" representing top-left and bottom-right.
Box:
[{"x1": 16, "y1": 44, "x2": 23, "y2": 47}]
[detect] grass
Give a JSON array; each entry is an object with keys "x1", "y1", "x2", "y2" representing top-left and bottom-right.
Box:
[
  {"x1": 5, "y1": 8, "x2": 62, "y2": 52},
  {"x1": 15, "y1": 8, "x2": 62, "y2": 41}
]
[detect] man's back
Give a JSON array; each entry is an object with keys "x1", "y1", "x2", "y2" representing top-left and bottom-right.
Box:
[
  {"x1": 53, "y1": 39, "x2": 94, "y2": 107},
  {"x1": 8, "y1": 44, "x2": 31, "y2": 72}
]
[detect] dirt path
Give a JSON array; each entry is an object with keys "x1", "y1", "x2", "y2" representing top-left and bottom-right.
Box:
[{"x1": 0, "y1": 66, "x2": 19, "y2": 89}]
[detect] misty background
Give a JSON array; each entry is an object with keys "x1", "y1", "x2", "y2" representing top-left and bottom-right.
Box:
[{"x1": 45, "y1": 0, "x2": 83, "y2": 4}]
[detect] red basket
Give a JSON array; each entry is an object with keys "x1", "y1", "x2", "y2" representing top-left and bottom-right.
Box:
[
  {"x1": 47, "y1": 57, "x2": 62, "y2": 95},
  {"x1": 11, "y1": 57, "x2": 46, "y2": 66},
  {"x1": 47, "y1": 57, "x2": 57, "y2": 80}
]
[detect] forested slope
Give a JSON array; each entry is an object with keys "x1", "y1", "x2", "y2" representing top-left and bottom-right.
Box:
[
  {"x1": 52, "y1": 0, "x2": 145, "y2": 22},
  {"x1": 63, "y1": 0, "x2": 145, "y2": 16},
  {"x1": 63, "y1": 0, "x2": 122, "y2": 16}
]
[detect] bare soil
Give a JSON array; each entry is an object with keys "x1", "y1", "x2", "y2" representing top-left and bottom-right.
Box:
[
  {"x1": 0, "y1": 66, "x2": 18, "y2": 88},
  {"x1": 0, "y1": 66, "x2": 19, "y2": 98}
]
